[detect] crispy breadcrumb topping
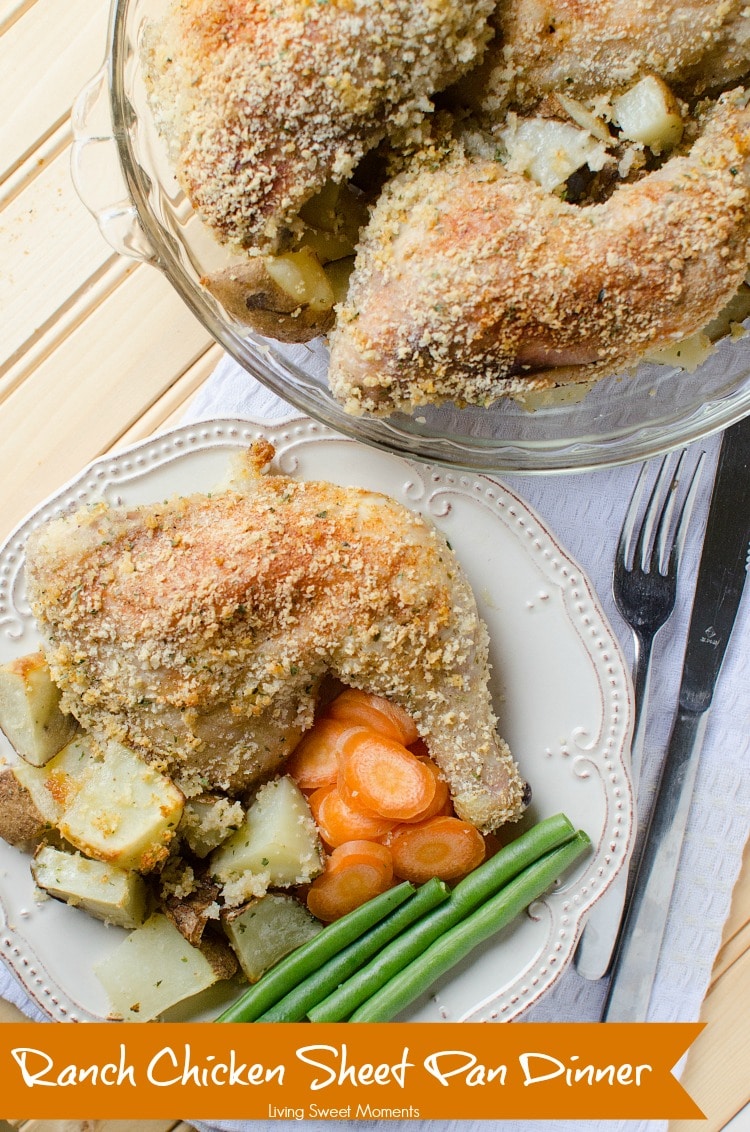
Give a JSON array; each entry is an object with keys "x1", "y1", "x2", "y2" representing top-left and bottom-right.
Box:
[
  {"x1": 142, "y1": 0, "x2": 495, "y2": 250},
  {"x1": 141, "y1": 0, "x2": 750, "y2": 412},
  {"x1": 488, "y1": 0, "x2": 750, "y2": 110},
  {"x1": 329, "y1": 92, "x2": 750, "y2": 415},
  {"x1": 25, "y1": 446, "x2": 526, "y2": 833}
]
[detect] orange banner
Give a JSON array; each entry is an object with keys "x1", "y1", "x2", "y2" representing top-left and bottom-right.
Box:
[{"x1": 0, "y1": 1022, "x2": 703, "y2": 1121}]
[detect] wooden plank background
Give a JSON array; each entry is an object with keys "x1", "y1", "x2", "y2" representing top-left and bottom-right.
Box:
[
  {"x1": 0, "y1": 1, "x2": 747, "y2": 1130},
  {"x1": 3, "y1": 1122, "x2": 196, "y2": 1132}
]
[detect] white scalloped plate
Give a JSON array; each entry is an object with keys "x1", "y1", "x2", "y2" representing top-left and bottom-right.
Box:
[{"x1": 0, "y1": 417, "x2": 633, "y2": 1023}]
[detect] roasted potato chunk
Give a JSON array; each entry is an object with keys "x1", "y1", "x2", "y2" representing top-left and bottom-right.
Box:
[
  {"x1": 32, "y1": 845, "x2": 149, "y2": 930},
  {"x1": 94, "y1": 912, "x2": 235, "y2": 1022},
  {"x1": 211, "y1": 776, "x2": 323, "y2": 905},
  {"x1": 0, "y1": 652, "x2": 77, "y2": 767},
  {"x1": 203, "y1": 248, "x2": 336, "y2": 342},
  {"x1": 223, "y1": 893, "x2": 323, "y2": 983},
  {"x1": 178, "y1": 793, "x2": 244, "y2": 858}
]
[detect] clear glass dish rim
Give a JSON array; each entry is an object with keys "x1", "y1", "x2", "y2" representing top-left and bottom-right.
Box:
[{"x1": 106, "y1": 0, "x2": 750, "y2": 474}]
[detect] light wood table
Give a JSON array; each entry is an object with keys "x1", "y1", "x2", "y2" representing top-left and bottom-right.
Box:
[
  {"x1": 0, "y1": 2, "x2": 748, "y2": 1129},
  {"x1": 4, "y1": 1122, "x2": 195, "y2": 1132}
]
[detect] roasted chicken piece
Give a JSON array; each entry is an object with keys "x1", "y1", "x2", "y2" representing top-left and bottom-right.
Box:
[
  {"x1": 142, "y1": 0, "x2": 495, "y2": 252},
  {"x1": 328, "y1": 91, "x2": 750, "y2": 416},
  {"x1": 25, "y1": 443, "x2": 526, "y2": 834},
  {"x1": 479, "y1": 0, "x2": 750, "y2": 111}
]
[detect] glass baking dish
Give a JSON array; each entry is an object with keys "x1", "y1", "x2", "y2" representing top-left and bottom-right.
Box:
[{"x1": 71, "y1": 0, "x2": 750, "y2": 473}]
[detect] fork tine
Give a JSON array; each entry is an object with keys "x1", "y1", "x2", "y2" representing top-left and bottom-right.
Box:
[
  {"x1": 652, "y1": 449, "x2": 687, "y2": 574},
  {"x1": 617, "y1": 460, "x2": 650, "y2": 570},
  {"x1": 666, "y1": 450, "x2": 706, "y2": 570},
  {"x1": 632, "y1": 453, "x2": 673, "y2": 573}
]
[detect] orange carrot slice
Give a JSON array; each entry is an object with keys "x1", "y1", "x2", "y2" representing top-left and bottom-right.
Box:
[
  {"x1": 327, "y1": 840, "x2": 394, "y2": 884},
  {"x1": 403, "y1": 757, "x2": 451, "y2": 823},
  {"x1": 339, "y1": 731, "x2": 436, "y2": 821},
  {"x1": 285, "y1": 719, "x2": 365, "y2": 791},
  {"x1": 306, "y1": 858, "x2": 393, "y2": 922},
  {"x1": 309, "y1": 785, "x2": 397, "y2": 847},
  {"x1": 327, "y1": 689, "x2": 419, "y2": 747},
  {"x1": 388, "y1": 815, "x2": 486, "y2": 884}
]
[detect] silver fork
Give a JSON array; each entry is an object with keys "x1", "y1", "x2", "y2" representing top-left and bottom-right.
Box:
[{"x1": 574, "y1": 448, "x2": 705, "y2": 980}]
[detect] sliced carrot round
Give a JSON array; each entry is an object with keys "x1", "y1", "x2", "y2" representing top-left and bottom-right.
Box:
[
  {"x1": 402, "y1": 757, "x2": 451, "y2": 823},
  {"x1": 309, "y1": 785, "x2": 397, "y2": 847},
  {"x1": 285, "y1": 718, "x2": 365, "y2": 791},
  {"x1": 327, "y1": 689, "x2": 419, "y2": 747},
  {"x1": 339, "y1": 731, "x2": 436, "y2": 821},
  {"x1": 389, "y1": 815, "x2": 486, "y2": 884},
  {"x1": 306, "y1": 860, "x2": 393, "y2": 922},
  {"x1": 327, "y1": 840, "x2": 394, "y2": 884}
]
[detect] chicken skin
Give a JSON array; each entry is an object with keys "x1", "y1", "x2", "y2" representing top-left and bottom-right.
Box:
[
  {"x1": 328, "y1": 91, "x2": 750, "y2": 415},
  {"x1": 142, "y1": 0, "x2": 495, "y2": 252},
  {"x1": 24, "y1": 443, "x2": 526, "y2": 834},
  {"x1": 481, "y1": 0, "x2": 750, "y2": 110}
]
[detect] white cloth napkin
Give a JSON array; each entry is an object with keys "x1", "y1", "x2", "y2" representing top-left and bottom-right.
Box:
[{"x1": 1, "y1": 354, "x2": 748, "y2": 1132}]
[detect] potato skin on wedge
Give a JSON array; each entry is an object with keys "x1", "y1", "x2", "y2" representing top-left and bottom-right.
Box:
[
  {"x1": 203, "y1": 253, "x2": 336, "y2": 342},
  {"x1": 0, "y1": 766, "x2": 50, "y2": 846}
]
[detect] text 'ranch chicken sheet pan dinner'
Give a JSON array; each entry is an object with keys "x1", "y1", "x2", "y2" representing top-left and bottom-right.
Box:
[
  {"x1": 0, "y1": 441, "x2": 596, "y2": 1022},
  {"x1": 140, "y1": 0, "x2": 750, "y2": 416}
]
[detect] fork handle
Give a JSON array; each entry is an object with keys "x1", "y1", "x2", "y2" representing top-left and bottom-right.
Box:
[
  {"x1": 573, "y1": 632, "x2": 654, "y2": 980},
  {"x1": 628, "y1": 629, "x2": 654, "y2": 784},
  {"x1": 602, "y1": 706, "x2": 708, "y2": 1020}
]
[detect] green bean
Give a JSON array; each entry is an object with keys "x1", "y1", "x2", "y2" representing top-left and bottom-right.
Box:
[
  {"x1": 216, "y1": 880, "x2": 414, "y2": 1022},
  {"x1": 256, "y1": 877, "x2": 450, "y2": 1021},
  {"x1": 349, "y1": 830, "x2": 591, "y2": 1022},
  {"x1": 308, "y1": 812, "x2": 577, "y2": 1022}
]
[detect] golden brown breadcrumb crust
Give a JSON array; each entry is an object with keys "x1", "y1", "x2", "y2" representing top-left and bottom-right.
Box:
[
  {"x1": 141, "y1": 0, "x2": 750, "y2": 413},
  {"x1": 484, "y1": 0, "x2": 750, "y2": 110},
  {"x1": 25, "y1": 445, "x2": 525, "y2": 834},
  {"x1": 329, "y1": 91, "x2": 750, "y2": 415},
  {"x1": 142, "y1": 0, "x2": 495, "y2": 251}
]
